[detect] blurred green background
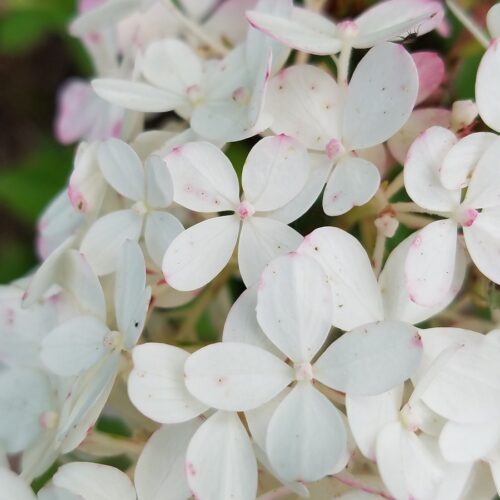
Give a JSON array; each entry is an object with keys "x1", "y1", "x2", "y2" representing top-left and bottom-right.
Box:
[{"x1": 0, "y1": 0, "x2": 490, "y2": 284}]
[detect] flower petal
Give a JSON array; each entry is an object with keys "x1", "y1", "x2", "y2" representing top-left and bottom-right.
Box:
[
  {"x1": 246, "y1": 7, "x2": 341, "y2": 55},
  {"x1": 405, "y1": 219, "x2": 458, "y2": 307},
  {"x1": 0, "y1": 469, "x2": 36, "y2": 500},
  {"x1": 162, "y1": 215, "x2": 240, "y2": 291},
  {"x1": 322, "y1": 155, "x2": 380, "y2": 216},
  {"x1": 298, "y1": 226, "x2": 384, "y2": 330},
  {"x1": 238, "y1": 216, "x2": 303, "y2": 287},
  {"x1": 186, "y1": 411, "x2": 258, "y2": 500},
  {"x1": 314, "y1": 321, "x2": 423, "y2": 396},
  {"x1": 266, "y1": 382, "x2": 347, "y2": 482},
  {"x1": 128, "y1": 343, "x2": 208, "y2": 424},
  {"x1": 98, "y1": 138, "x2": 145, "y2": 202},
  {"x1": 413, "y1": 52, "x2": 445, "y2": 105},
  {"x1": 476, "y1": 39, "x2": 500, "y2": 133},
  {"x1": 256, "y1": 253, "x2": 332, "y2": 363},
  {"x1": 342, "y1": 42, "x2": 418, "y2": 150},
  {"x1": 165, "y1": 142, "x2": 239, "y2": 212},
  {"x1": 266, "y1": 64, "x2": 341, "y2": 151},
  {"x1": 135, "y1": 421, "x2": 201, "y2": 500},
  {"x1": 80, "y1": 209, "x2": 143, "y2": 275},
  {"x1": 92, "y1": 78, "x2": 184, "y2": 113},
  {"x1": 145, "y1": 155, "x2": 174, "y2": 208},
  {"x1": 242, "y1": 135, "x2": 309, "y2": 211}
]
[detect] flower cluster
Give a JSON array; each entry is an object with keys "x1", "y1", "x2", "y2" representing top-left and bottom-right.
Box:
[{"x1": 2, "y1": 0, "x2": 500, "y2": 499}]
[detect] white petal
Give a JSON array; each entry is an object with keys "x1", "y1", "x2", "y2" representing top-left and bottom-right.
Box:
[
  {"x1": 0, "y1": 368, "x2": 53, "y2": 453},
  {"x1": 144, "y1": 211, "x2": 184, "y2": 268},
  {"x1": 405, "y1": 219, "x2": 458, "y2": 307},
  {"x1": 387, "y1": 108, "x2": 451, "y2": 165},
  {"x1": 266, "y1": 382, "x2": 346, "y2": 482},
  {"x1": 314, "y1": 321, "x2": 423, "y2": 395},
  {"x1": 464, "y1": 135, "x2": 500, "y2": 208},
  {"x1": 41, "y1": 315, "x2": 109, "y2": 376},
  {"x1": 98, "y1": 138, "x2": 145, "y2": 201},
  {"x1": 92, "y1": 78, "x2": 184, "y2": 112},
  {"x1": 242, "y1": 135, "x2": 309, "y2": 211},
  {"x1": 222, "y1": 286, "x2": 284, "y2": 358},
  {"x1": 266, "y1": 152, "x2": 331, "y2": 224},
  {"x1": 256, "y1": 253, "x2": 332, "y2": 363},
  {"x1": 342, "y1": 42, "x2": 418, "y2": 150},
  {"x1": 487, "y1": 3, "x2": 500, "y2": 38},
  {"x1": 145, "y1": 155, "x2": 174, "y2": 208},
  {"x1": 186, "y1": 411, "x2": 258, "y2": 500},
  {"x1": 141, "y1": 39, "x2": 202, "y2": 94},
  {"x1": 266, "y1": 64, "x2": 341, "y2": 150},
  {"x1": 380, "y1": 232, "x2": 466, "y2": 324},
  {"x1": 246, "y1": 7, "x2": 342, "y2": 55},
  {"x1": 298, "y1": 226, "x2": 384, "y2": 330},
  {"x1": 439, "y1": 420, "x2": 500, "y2": 463},
  {"x1": 354, "y1": 0, "x2": 444, "y2": 48},
  {"x1": 128, "y1": 343, "x2": 208, "y2": 423},
  {"x1": 440, "y1": 132, "x2": 497, "y2": 190},
  {"x1": 404, "y1": 126, "x2": 460, "y2": 211},
  {"x1": 115, "y1": 239, "x2": 150, "y2": 348},
  {"x1": 346, "y1": 386, "x2": 403, "y2": 460},
  {"x1": 162, "y1": 215, "x2": 239, "y2": 291},
  {"x1": 476, "y1": 39, "x2": 500, "y2": 132},
  {"x1": 322, "y1": 155, "x2": 380, "y2": 216},
  {"x1": 135, "y1": 421, "x2": 200, "y2": 500},
  {"x1": 238, "y1": 216, "x2": 303, "y2": 287},
  {"x1": 0, "y1": 469, "x2": 36, "y2": 500},
  {"x1": 464, "y1": 208, "x2": 500, "y2": 284},
  {"x1": 80, "y1": 210, "x2": 143, "y2": 275},
  {"x1": 52, "y1": 462, "x2": 135, "y2": 500},
  {"x1": 165, "y1": 142, "x2": 239, "y2": 212},
  {"x1": 184, "y1": 342, "x2": 292, "y2": 411}
]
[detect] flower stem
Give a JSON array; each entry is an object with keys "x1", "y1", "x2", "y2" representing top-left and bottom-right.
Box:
[{"x1": 446, "y1": 0, "x2": 489, "y2": 48}]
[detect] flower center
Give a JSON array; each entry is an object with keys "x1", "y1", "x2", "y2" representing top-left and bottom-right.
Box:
[
  {"x1": 232, "y1": 87, "x2": 250, "y2": 105},
  {"x1": 186, "y1": 85, "x2": 205, "y2": 105},
  {"x1": 294, "y1": 362, "x2": 314, "y2": 382},
  {"x1": 456, "y1": 206, "x2": 478, "y2": 227},
  {"x1": 325, "y1": 138, "x2": 345, "y2": 161},
  {"x1": 237, "y1": 200, "x2": 255, "y2": 220},
  {"x1": 103, "y1": 330, "x2": 123, "y2": 350},
  {"x1": 132, "y1": 200, "x2": 149, "y2": 215},
  {"x1": 39, "y1": 411, "x2": 58, "y2": 430},
  {"x1": 337, "y1": 20, "x2": 359, "y2": 40}
]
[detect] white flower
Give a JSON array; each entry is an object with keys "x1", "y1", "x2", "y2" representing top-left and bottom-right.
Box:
[
  {"x1": 162, "y1": 135, "x2": 312, "y2": 290},
  {"x1": 265, "y1": 42, "x2": 418, "y2": 215},
  {"x1": 404, "y1": 126, "x2": 500, "y2": 305},
  {"x1": 80, "y1": 138, "x2": 183, "y2": 274},
  {"x1": 246, "y1": 0, "x2": 443, "y2": 56}
]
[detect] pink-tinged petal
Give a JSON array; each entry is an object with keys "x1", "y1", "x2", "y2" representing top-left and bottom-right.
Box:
[
  {"x1": 440, "y1": 132, "x2": 497, "y2": 191},
  {"x1": 246, "y1": 7, "x2": 342, "y2": 56},
  {"x1": 405, "y1": 219, "x2": 458, "y2": 307},
  {"x1": 323, "y1": 155, "x2": 380, "y2": 216},
  {"x1": 380, "y1": 233, "x2": 466, "y2": 325},
  {"x1": 256, "y1": 253, "x2": 332, "y2": 363},
  {"x1": 404, "y1": 126, "x2": 460, "y2": 212},
  {"x1": 162, "y1": 215, "x2": 240, "y2": 291},
  {"x1": 314, "y1": 321, "x2": 423, "y2": 396},
  {"x1": 242, "y1": 135, "x2": 309, "y2": 212},
  {"x1": 387, "y1": 108, "x2": 451, "y2": 166},
  {"x1": 356, "y1": 143, "x2": 390, "y2": 176},
  {"x1": 463, "y1": 207, "x2": 500, "y2": 285},
  {"x1": 134, "y1": 421, "x2": 201, "y2": 500},
  {"x1": 98, "y1": 138, "x2": 145, "y2": 202},
  {"x1": 413, "y1": 52, "x2": 445, "y2": 104},
  {"x1": 164, "y1": 142, "x2": 239, "y2": 212},
  {"x1": 237, "y1": 216, "x2": 303, "y2": 287},
  {"x1": 266, "y1": 64, "x2": 342, "y2": 151},
  {"x1": 346, "y1": 386, "x2": 403, "y2": 460},
  {"x1": 142, "y1": 39, "x2": 202, "y2": 94},
  {"x1": 298, "y1": 226, "x2": 384, "y2": 330},
  {"x1": 463, "y1": 135, "x2": 500, "y2": 209},
  {"x1": 128, "y1": 343, "x2": 208, "y2": 424},
  {"x1": 266, "y1": 382, "x2": 347, "y2": 482},
  {"x1": 184, "y1": 342, "x2": 292, "y2": 411},
  {"x1": 186, "y1": 411, "x2": 258, "y2": 500},
  {"x1": 354, "y1": 0, "x2": 444, "y2": 48},
  {"x1": 342, "y1": 43, "x2": 418, "y2": 150},
  {"x1": 476, "y1": 39, "x2": 500, "y2": 133},
  {"x1": 92, "y1": 78, "x2": 185, "y2": 113}
]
